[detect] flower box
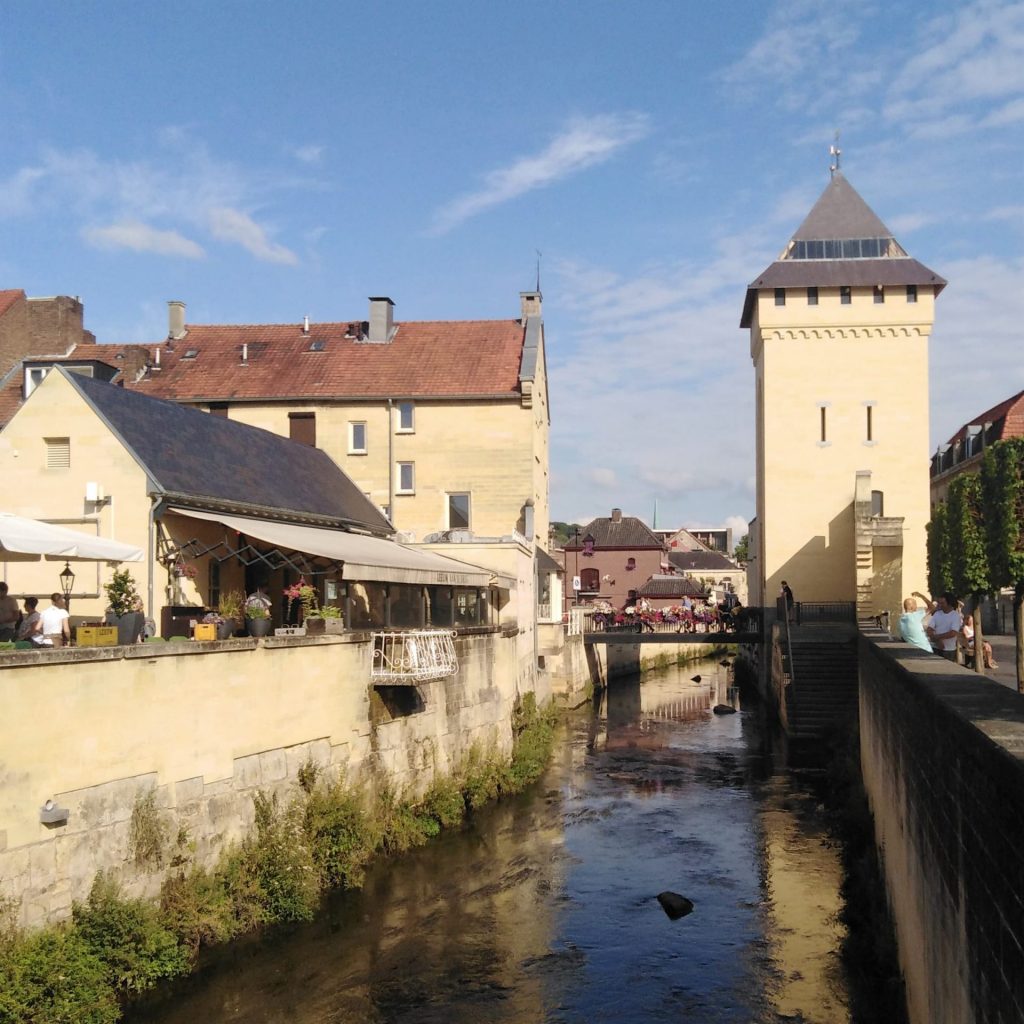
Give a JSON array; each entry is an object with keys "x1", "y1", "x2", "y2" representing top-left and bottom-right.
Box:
[{"x1": 77, "y1": 626, "x2": 119, "y2": 647}]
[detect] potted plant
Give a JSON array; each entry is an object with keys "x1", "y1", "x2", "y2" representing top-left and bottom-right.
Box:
[
  {"x1": 321, "y1": 603, "x2": 345, "y2": 634},
  {"x1": 104, "y1": 569, "x2": 145, "y2": 645},
  {"x1": 284, "y1": 577, "x2": 325, "y2": 635},
  {"x1": 244, "y1": 591, "x2": 273, "y2": 638},
  {"x1": 217, "y1": 589, "x2": 244, "y2": 639}
]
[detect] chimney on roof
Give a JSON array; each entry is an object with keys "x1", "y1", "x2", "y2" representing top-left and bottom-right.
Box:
[
  {"x1": 303, "y1": 315, "x2": 310, "y2": 334},
  {"x1": 168, "y1": 300, "x2": 187, "y2": 341},
  {"x1": 611, "y1": 508, "x2": 622, "y2": 523},
  {"x1": 520, "y1": 291, "x2": 542, "y2": 321},
  {"x1": 367, "y1": 297, "x2": 395, "y2": 343},
  {"x1": 153, "y1": 348, "x2": 161, "y2": 370},
  {"x1": 241, "y1": 343, "x2": 248, "y2": 365}
]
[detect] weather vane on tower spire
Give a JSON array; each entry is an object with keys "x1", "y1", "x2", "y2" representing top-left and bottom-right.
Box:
[{"x1": 829, "y1": 131, "x2": 842, "y2": 177}]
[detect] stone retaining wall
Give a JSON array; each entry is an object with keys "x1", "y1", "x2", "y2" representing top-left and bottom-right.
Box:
[
  {"x1": 0, "y1": 629, "x2": 525, "y2": 928},
  {"x1": 859, "y1": 628, "x2": 1024, "y2": 1024}
]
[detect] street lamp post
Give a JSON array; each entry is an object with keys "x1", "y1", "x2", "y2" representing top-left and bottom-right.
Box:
[
  {"x1": 573, "y1": 527, "x2": 580, "y2": 612},
  {"x1": 59, "y1": 561, "x2": 75, "y2": 614}
]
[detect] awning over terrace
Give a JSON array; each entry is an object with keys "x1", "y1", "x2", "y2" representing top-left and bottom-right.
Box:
[
  {"x1": 0, "y1": 512, "x2": 144, "y2": 562},
  {"x1": 168, "y1": 508, "x2": 496, "y2": 587}
]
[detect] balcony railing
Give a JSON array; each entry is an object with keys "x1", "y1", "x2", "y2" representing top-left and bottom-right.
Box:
[{"x1": 370, "y1": 629, "x2": 459, "y2": 684}]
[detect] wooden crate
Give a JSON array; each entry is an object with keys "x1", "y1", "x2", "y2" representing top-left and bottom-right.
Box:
[
  {"x1": 77, "y1": 626, "x2": 118, "y2": 647},
  {"x1": 193, "y1": 623, "x2": 217, "y2": 641}
]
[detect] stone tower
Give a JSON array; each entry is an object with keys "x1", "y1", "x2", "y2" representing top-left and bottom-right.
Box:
[{"x1": 741, "y1": 169, "x2": 945, "y2": 616}]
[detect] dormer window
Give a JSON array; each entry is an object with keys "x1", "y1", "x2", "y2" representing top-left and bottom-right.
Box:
[
  {"x1": 309, "y1": 340, "x2": 325, "y2": 352},
  {"x1": 24, "y1": 366, "x2": 50, "y2": 397},
  {"x1": 582, "y1": 534, "x2": 595, "y2": 556},
  {"x1": 182, "y1": 349, "x2": 199, "y2": 359}
]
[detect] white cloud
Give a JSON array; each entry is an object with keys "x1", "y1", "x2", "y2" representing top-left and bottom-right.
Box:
[
  {"x1": 586, "y1": 467, "x2": 619, "y2": 488},
  {"x1": 294, "y1": 144, "x2": 324, "y2": 164},
  {"x1": 82, "y1": 220, "x2": 205, "y2": 259},
  {"x1": 431, "y1": 112, "x2": 650, "y2": 233},
  {"x1": 207, "y1": 207, "x2": 298, "y2": 265}
]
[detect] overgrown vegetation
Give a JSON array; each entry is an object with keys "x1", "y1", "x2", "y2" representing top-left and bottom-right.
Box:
[{"x1": 0, "y1": 695, "x2": 559, "y2": 1023}]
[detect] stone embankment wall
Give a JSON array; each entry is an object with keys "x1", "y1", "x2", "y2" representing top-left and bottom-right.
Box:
[
  {"x1": 543, "y1": 632, "x2": 729, "y2": 705},
  {"x1": 859, "y1": 629, "x2": 1024, "y2": 1024},
  {"x1": 0, "y1": 628, "x2": 532, "y2": 929}
]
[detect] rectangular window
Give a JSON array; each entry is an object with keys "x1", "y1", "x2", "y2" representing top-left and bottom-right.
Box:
[
  {"x1": 447, "y1": 493, "x2": 471, "y2": 530},
  {"x1": 807, "y1": 286, "x2": 818, "y2": 306},
  {"x1": 397, "y1": 462, "x2": 415, "y2": 494},
  {"x1": 819, "y1": 407, "x2": 827, "y2": 444},
  {"x1": 866, "y1": 405, "x2": 873, "y2": 442},
  {"x1": 871, "y1": 490, "x2": 884, "y2": 517},
  {"x1": 840, "y1": 286, "x2": 851, "y2": 305},
  {"x1": 208, "y1": 560, "x2": 221, "y2": 609},
  {"x1": 906, "y1": 284, "x2": 918, "y2": 303},
  {"x1": 288, "y1": 412, "x2": 316, "y2": 447},
  {"x1": 209, "y1": 403, "x2": 229, "y2": 418},
  {"x1": 873, "y1": 285, "x2": 885, "y2": 304},
  {"x1": 349, "y1": 421, "x2": 367, "y2": 454},
  {"x1": 45, "y1": 437, "x2": 70, "y2": 469},
  {"x1": 397, "y1": 401, "x2": 415, "y2": 432},
  {"x1": 774, "y1": 288, "x2": 786, "y2": 306}
]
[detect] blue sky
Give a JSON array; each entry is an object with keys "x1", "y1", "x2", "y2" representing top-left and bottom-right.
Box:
[{"x1": 2, "y1": 1, "x2": 1023, "y2": 541}]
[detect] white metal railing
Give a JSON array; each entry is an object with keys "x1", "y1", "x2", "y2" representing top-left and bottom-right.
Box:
[{"x1": 370, "y1": 629, "x2": 459, "y2": 683}]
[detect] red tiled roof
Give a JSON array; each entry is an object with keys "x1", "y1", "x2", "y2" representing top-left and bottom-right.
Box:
[
  {"x1": 0, "y1": 289, "x2": 25, "y2": 318},
  {"x1": 945, "y1": 388, "x2": 1024, "y2": 446},
  {"x1": 127, "y1": 319, "x2": 527, "y2": 401}
]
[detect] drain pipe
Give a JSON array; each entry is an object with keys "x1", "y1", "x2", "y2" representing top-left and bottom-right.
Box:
[
  {"x1": 147, "y1": 494, "x2": 158, "y2": 620},
  {"x1": 387, "y1": 398, "x2": 394, "y2": 526}
]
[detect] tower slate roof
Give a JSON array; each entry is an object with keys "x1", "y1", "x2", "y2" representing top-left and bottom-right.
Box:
[
  {"x1": 60, "y1": 368, "x2": 392, "y2": 533},
  {"x1": 740, "y1": 171, "x2": 946, "y2": 327}
]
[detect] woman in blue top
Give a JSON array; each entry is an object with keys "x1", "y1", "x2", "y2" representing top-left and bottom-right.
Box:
[{"x1": 898, "y1": 594, "x2": 933, "y2": 652}]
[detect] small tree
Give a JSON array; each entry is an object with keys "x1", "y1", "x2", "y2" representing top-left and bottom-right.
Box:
[
  {"x1": 926, "y1": 501, "x2": 953, "y2": 598},
  {"x1": 982, "y1": 437, "x2": 1024, "y2": 692},
  {"x1": 947, "y1": 473, "x2": 990, "y2": 674},
  {"x1": 734, "y1": 534, "x2": 750, "y2": 562}
]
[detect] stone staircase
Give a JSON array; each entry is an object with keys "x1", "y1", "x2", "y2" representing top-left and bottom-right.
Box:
[{"x1": 782, "y1": 625, "x2": 859, "y2": 742}]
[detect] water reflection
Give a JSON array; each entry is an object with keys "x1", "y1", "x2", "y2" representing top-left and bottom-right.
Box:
[{"x1": 131, "y1": 657, "x2": 853, "y2": 1024}]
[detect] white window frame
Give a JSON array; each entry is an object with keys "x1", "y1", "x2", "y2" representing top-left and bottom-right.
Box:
[
  {"x1": 397, "y1": 401, "x2": 415, "y2": 433},
  {"x1": 396, "y1": 462, "x2": 415, "y2": 494},
  {"x1": 348, "y1": 420, "x2": 367, "y2": 455},
  {"x1": 447, "y1": 492, "x2": 471, "y2": 531}
]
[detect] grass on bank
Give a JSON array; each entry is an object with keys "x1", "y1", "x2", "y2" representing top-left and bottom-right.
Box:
[{"x1": 0, "y1": 695, "x2": 557, "y2": 1024}]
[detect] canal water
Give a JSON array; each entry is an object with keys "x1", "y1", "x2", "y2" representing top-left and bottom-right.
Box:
[{"x1": 131, "y1": 655, "x2": 857, "y2": 1023}]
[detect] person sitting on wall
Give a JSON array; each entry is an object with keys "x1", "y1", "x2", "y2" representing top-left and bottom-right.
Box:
[
  {"x1": 898, "y1": 594, "x2": 933, "y2": 653},
  {"x1": 40, "y1": 592, "x2": 71, "y2": 648},
  {"x1": 16, "y1": 597, "x2": 51, "y2": 646}
]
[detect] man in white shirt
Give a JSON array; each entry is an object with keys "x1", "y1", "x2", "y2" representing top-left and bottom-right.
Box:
[
  {"x1": 926, "y1": 592, "x2": 962, "y2": 662},
  {"x1": 40, "y1": 593, "x2": 71, "y2": 648}
]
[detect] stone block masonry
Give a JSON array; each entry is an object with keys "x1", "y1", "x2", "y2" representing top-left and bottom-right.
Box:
[
  {"x1": 0, "y1": 629, "x2": 523, "y2": 928},
  {"x1": 859, "y1": 629, "x2": 1024, "y2": 1024}
]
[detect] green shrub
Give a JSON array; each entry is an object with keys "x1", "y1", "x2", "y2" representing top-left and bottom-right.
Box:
[
  {"x1": 461, "y1": 742, "x2": 508, "y2": 809},
  {"x1": 242, "y1": 792, "x2": 320, "y2": 923},
  {"x1": 158, "y1": 866, "x2": 237, "y2": 955},
  {"x1": 374, "y1": 786, "x2": 437, "y2": 854},
  {"x1": 128, "y1": 789, "x2": 167, "y2": 868},
  {"x1": 72, "y1": 873, "x2": 189, "y2": 996},
  {"x1": 0, "y1": 926, "x2": 119, "y2": 1024},
  {"x1": 303, "y1": 779, "x2": 376, "y2": 889},
  {"x1": 420, "y1": 774, "x2": 466, "y2": 830},
  {"x1": 508, "y1": 694, "x2": 557, "y2": 792}
]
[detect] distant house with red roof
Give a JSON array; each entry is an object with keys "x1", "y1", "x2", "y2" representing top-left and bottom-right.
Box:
[
  {"x1": 125, "y1": 293, "x2": 550, "y2": 551},
  {"x1": 930, "y1": 388, "x2": 1024, "y2": 505}
]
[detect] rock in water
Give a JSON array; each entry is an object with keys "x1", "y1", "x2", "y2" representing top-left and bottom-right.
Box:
[
  {"x1": 657, "y1": 891, "x2": 694, "y2": 920},
  {"x1": 712, "y1": 704, "x2": 737, "y2": 715}
]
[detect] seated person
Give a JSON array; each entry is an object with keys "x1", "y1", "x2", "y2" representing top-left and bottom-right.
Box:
[
  {"x1": 40, "y1": 593, "x2": 71, "y2": 648},
  {"x1": 960, "y1": 616, "x2": 998, "y2": 669},
  {"x1": 16, "y1": 597, "x2": 52, "y2": 646}
]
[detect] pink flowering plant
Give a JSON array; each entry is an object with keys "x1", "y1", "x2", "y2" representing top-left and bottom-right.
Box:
[{"x1": 283, "y1": 577, "x2": 321, "y2": 620}]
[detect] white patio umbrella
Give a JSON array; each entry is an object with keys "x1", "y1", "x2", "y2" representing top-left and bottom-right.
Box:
[{"x1": 0, "y1": 512, "x2": 143, "y2": 563}]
